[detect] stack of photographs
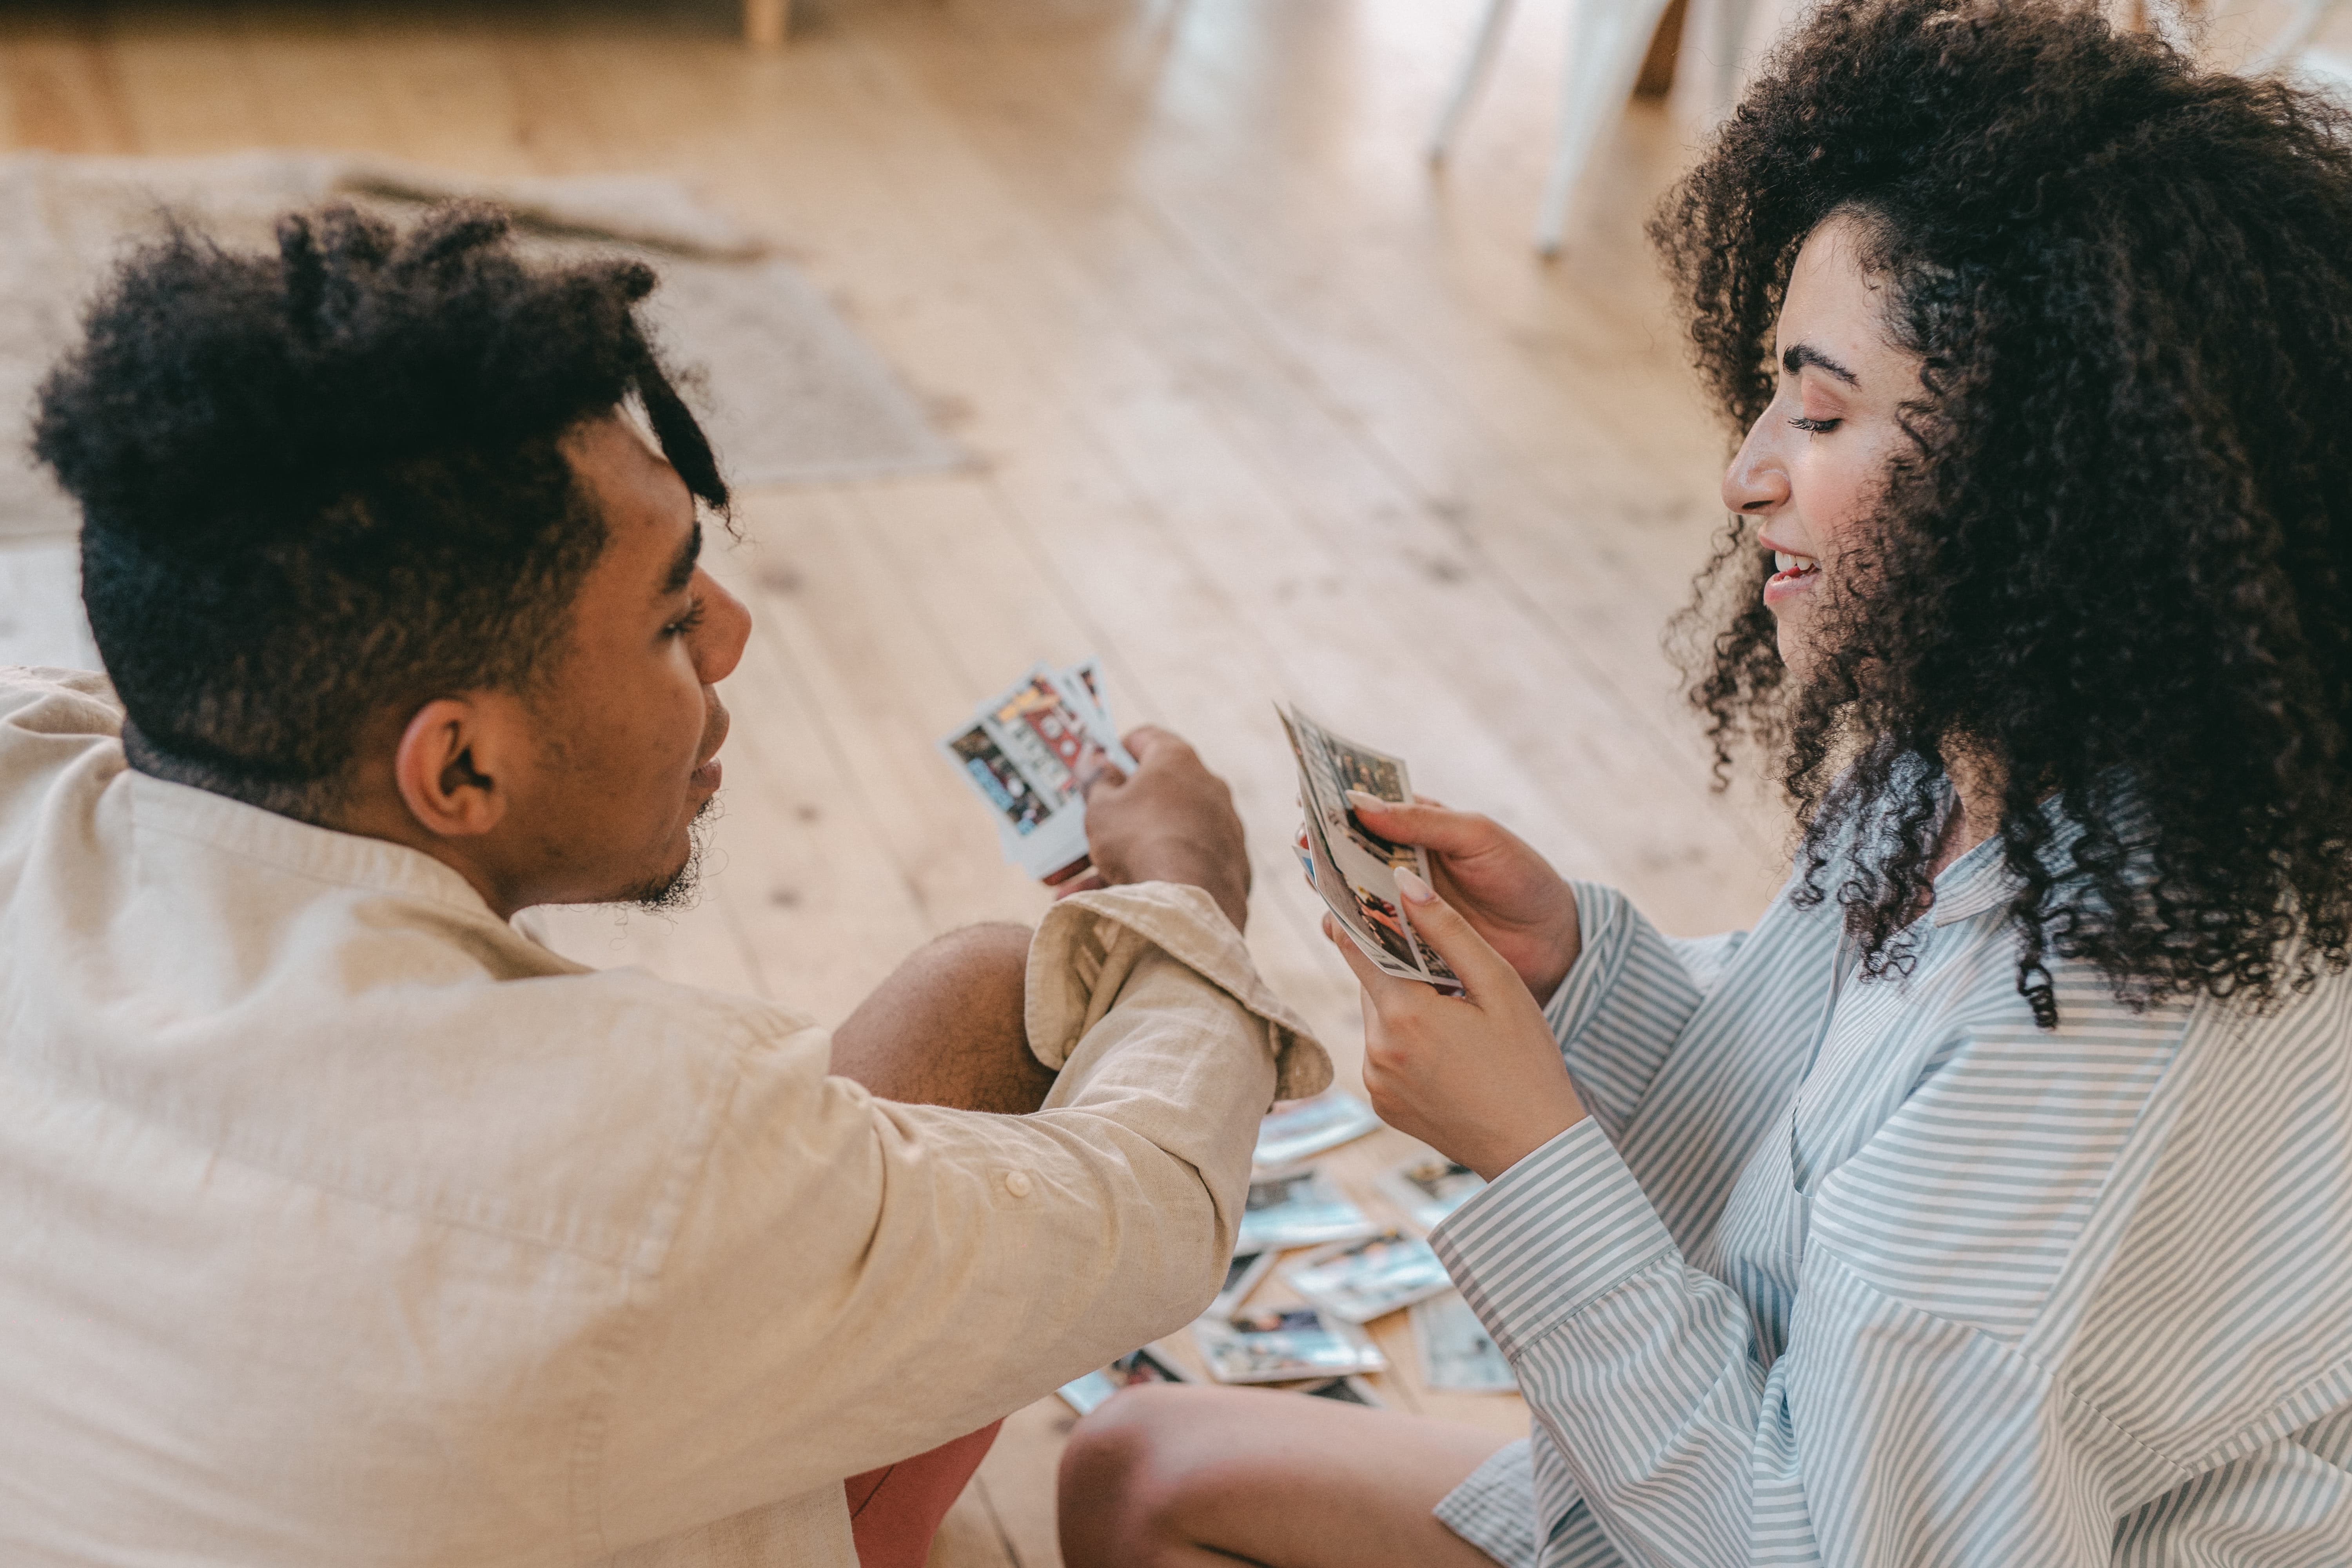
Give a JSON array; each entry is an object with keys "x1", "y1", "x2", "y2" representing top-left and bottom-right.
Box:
[
  {"x1": 1236, "y1": 1167, "x2": 1380, "y2": 1254},
  {"x1": 939, "y1": 659, "x2": 1132, "y2": 880},
  {"x1": 1056, "y1": 1345, "x2": 1191, "y2": 1416},
  {"x1": 1278, "y1": 705, "x2": 1462, "y2": 994},
  {"x1": 1377, "y1": 1154, "x2": 1486, "y2": 1233},
  {"x1": 1410, "y1": 1292, "x2": 1517, "y2": 1394},
  {"x1": 1192, "y1": 1305, "x2": 1388, "y2": 1385},
  {"x1": 1253, "y1": 1093, "x2": 1383, "y2": 1172},
  {"x1": 1282, "y1": 1231, "x2": 1454, "y2": 1325}
]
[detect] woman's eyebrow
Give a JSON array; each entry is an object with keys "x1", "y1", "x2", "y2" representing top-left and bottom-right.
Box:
[{"x1": 1782, "y1": 342, "x2": 1860, "y2": 385}]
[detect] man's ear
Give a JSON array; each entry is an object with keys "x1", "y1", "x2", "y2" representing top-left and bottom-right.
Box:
[{"x1": 391, "y1": 697, "x2": 514, "y2": 840}]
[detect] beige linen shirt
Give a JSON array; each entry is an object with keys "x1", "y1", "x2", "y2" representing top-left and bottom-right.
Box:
[{"x1": 0, "y1": 667, "x2": 1328, "y2": 1567}]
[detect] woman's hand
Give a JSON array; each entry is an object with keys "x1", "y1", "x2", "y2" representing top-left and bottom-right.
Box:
[
  {"x1": 1344, "y1": 792, "x2": 1581, "y2": 1002},
  {"x1": 1327, "y1": 870, "x2": 1584, "y2": 1181}
]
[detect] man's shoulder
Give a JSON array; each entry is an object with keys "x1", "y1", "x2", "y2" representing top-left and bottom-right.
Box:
[
  {"x1": 130, "y1": 960, "x2": 830, "y2": 1271},
  {"x1": 357, "y1": 965, "x2": 831, "y2": 1265},
  {"x1": 14, "y1": 869, "x2": 832, "y2": 1273},
  {"x1": 265, "y1": 955, "x2": 830, "y2": 1240}
]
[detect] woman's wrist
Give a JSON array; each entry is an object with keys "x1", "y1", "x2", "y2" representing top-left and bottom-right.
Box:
[
  {"x1": 1459, "y1": 1081, "x2": 1588, "y2": 1182},
  {"x1": 1522, "y1": 892, "x2": 1583, "y2": 1004}
]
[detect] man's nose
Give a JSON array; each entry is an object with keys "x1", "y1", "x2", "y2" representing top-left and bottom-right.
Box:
[
  {"x1": 693, "y1": 570, "x2": 753, "y2": 686},
  {"x1": 1721, "y1": 414, "x2": 1790, "y2": 516}
]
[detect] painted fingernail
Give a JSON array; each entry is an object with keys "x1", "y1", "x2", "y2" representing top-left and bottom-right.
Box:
[
  {"x1": 1395, "y1": 868, "x2": 1435, "y2": 903},
  {"x1": 1344, "y1": 789, "x2": 1387, "y2": 813}
]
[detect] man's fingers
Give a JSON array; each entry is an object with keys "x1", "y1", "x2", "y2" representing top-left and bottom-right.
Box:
[
  {"x1": 1344, "y1": 791, "x2": 1493, "y2": 856},
  {"x1": 1076, "y1": 750, "x2": 1129, "y2": 800},
  {"x1": 1053, "y1": 869, "x2": 1107, "y2": 899},
  {"x1": 1120, "y1": 724, "x2": 1185, "y2": 763},
  {"x1": 1394, "y1": 869, "x2": 1517, "y2": 998}
]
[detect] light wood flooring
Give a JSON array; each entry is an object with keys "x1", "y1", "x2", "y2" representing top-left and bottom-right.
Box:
[{"x1": 0, "y1": 0, "x2": 1799, "y2": 1561}]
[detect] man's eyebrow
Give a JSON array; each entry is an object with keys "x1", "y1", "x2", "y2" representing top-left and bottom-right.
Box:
[
  {"x1": 659, "y1": 521, "x2": 702, "y2": 597},
  {"x1": 1782, "y1": 343, "x2": 1860, "y2": 386}
]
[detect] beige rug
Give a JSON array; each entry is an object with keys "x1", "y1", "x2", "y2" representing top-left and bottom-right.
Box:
[{"x1": 0, "y1": 150, "x2": 966, "y2": 540}]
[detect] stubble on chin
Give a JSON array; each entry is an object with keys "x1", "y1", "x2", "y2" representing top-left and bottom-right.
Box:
[{"x1": 620, "y1": 793, "x2": 721, "y2": 913}]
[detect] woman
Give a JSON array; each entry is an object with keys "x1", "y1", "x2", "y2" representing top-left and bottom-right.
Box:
[{"x1": 1056, "y1": 2, "x2": 2352, "y2": 1564}]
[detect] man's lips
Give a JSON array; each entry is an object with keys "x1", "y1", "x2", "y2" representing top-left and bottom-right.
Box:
[{"x1": 690, "y1": 702, "x2": 730, "y2": 793}]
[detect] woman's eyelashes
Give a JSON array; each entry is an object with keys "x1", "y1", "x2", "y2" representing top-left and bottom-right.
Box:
[{"x1": 1788, "y1": 414, "x2": 1843, "y2": 433}]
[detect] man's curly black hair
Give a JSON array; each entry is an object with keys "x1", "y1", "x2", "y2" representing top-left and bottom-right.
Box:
[
  {"x1": 34, "y1": 202, "x2": 728, "y2": 820},
  {"x1": 1651, "y1": 0, "x2": 2352, "y2": 1025}
]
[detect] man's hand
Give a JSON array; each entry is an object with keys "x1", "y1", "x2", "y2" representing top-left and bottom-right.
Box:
[
  {"x1": 1327, "y1": 869, "x2": 1584, "y2": 1181},
  {"x1": 1062, "y1": 726, "x2": 1251, "y2": 933},
  {"x1": 1344, "y1": 792, "x2": 1580, "y2": 1001}
]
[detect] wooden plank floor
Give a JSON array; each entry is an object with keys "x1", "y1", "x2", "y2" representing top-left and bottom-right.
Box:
[{"x1": 0, "y1": 0, "x2": 1795, "y2": 1562}]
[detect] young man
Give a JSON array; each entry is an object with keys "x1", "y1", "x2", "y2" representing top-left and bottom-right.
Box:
[{"x1": 0, "y1": 205, "x2": 1325, "y2": 1567}]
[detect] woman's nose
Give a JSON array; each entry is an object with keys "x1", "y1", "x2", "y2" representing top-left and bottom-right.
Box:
[{"x1": 1721, "y1": 415, "x2": 1790, "y2": 517}]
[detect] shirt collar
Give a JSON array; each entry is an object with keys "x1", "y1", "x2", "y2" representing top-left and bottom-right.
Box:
[
  {"x1": 126, "y1": 769, "x2": 501, "y2": 920},
  {"x1": 1927, "y1": 791, "x2": 2091, "y2": 928},
  {"x1": 1927, "y1": 828, "x2": 2013, "y2": 926}
]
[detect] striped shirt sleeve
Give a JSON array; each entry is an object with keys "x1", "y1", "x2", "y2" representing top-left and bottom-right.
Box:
[{"x1": 1431, "y1": 1122, "x2": 1766, "y2": 1567}]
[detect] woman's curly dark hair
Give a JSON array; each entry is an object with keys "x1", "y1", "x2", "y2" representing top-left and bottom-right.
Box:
[
  {"x1": 1651, "y1": 0, "x2": 2352, "y2": 1025},
  {"x1": 34, "y1": 201, "x2": 726, "y2": 820}
]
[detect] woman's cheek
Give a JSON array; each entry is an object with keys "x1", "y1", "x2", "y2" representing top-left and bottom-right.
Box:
[{"x1": 1793, "y1": 457, "x2": 1859, "y2": 549}]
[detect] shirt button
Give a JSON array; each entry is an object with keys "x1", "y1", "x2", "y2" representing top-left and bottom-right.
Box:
[{"x1": 1003, "y1": 1171, "x2": 1033, "y2": 1198}]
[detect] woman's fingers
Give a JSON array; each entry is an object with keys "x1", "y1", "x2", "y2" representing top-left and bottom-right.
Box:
[
  {"x1": 1320, "y1": 912, "x2": 1420, "y2": 1009},
  {"x1": 1393, "y1": 869, "x2": 1518, "y2": 998},
  {"x1": 1345, "y1": 791, "x2": 1495, "y2": 857}
]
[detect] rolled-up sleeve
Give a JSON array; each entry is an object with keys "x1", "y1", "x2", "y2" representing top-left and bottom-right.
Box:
[{"x1": 591, "y1": 883, "x2": 1328, "y2": 1553}]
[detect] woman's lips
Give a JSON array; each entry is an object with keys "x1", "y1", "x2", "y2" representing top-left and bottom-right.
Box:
[{"x1": 1762, "y1": 548, "x2": 1820, "y2": 606}]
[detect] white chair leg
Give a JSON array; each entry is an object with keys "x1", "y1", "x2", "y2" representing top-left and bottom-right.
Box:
[
  {"x1": 1430, "y1": 0, "x2": 1520, "y2": 165},
  {"x1": 1534, "y1": 0, "x2": 1679, "y2": 255},
  {"x1": 2249, "y1": 0, "x2": 2343, "y2": 74}
]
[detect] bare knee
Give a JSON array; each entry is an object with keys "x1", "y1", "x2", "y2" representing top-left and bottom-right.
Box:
[
  {"x1": 926, "y1": 921, "x2": 1030, "y2": 1005},
  {"x1": 831, "y1": 922, "x2": 1048, "y2": 1112},
  {"x1": 908, "y1": 922, "x2": 1030, "y2": 1065},
  {"x1": 1058, "y1": 1385, "x2": 1221, "y2": 1568}
]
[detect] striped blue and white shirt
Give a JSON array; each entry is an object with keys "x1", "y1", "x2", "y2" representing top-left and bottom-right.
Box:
[{"x1": 1427, "y1": 831, "x2": 2352, "y2": 1567}]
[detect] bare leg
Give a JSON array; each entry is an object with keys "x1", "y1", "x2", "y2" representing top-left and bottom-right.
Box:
[
  {"x1": 829, "y1": 922, "x2": 1056, "y2": 1114},
  {"x1": 1058, "y1": 1383, "x2": 1511, "y2": 1568}
]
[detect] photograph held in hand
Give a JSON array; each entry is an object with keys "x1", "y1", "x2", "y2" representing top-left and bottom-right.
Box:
[
  {"x1": 942, "y1": 659, "x2": 1253, "y2": 930},
  {"x1": 938, "y1": 659, "x2": 1131, "y2": 881},
  {"x1": 1278, "y1": 704, "x2": 1461, "y2": 993}
]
